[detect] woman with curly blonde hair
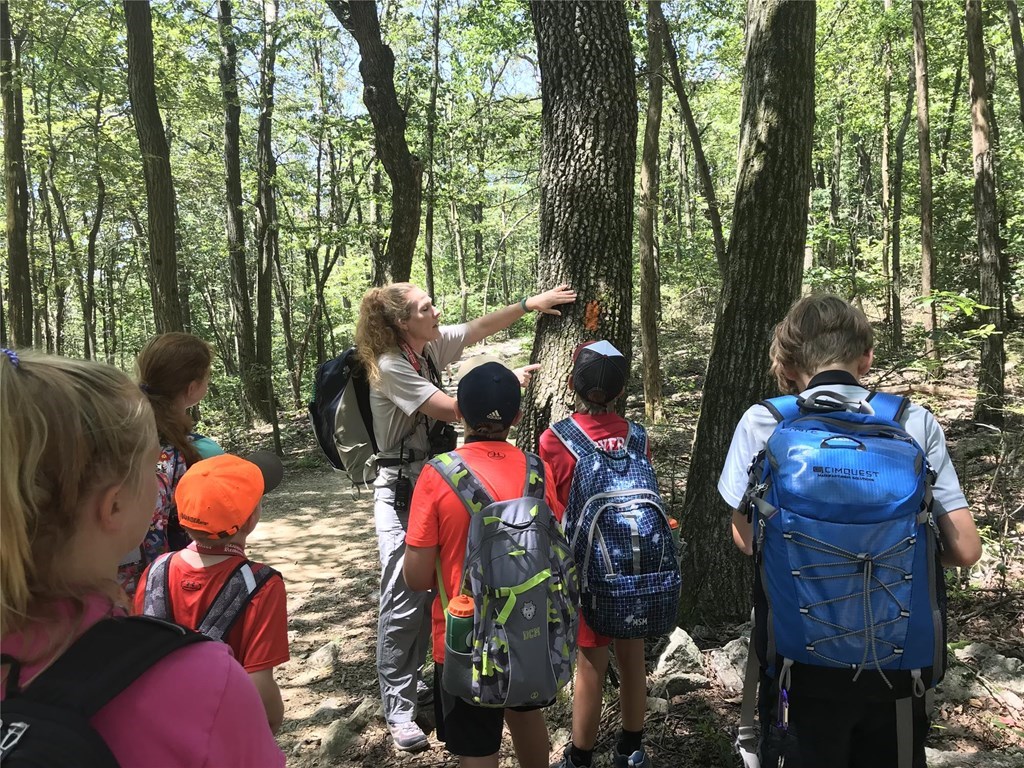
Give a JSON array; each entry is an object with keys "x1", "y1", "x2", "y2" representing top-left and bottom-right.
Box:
[{"x1": 356, "y1": 280, "x2": 575, "y2": 752}]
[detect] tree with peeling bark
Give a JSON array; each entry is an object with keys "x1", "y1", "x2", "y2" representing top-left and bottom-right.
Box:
[
  {"x1": 328, "y1": 0, "x2": 422, "y2": 286},
  {"x1": 639, "y1": 1, "x2": 664, "y2": 425},
  {"x1": 680, "y1": 0, "x2": 816, "y2": 623},
  {"x1": 518, "y1": 0, "x2": 637, "y2": 449},
  {"x1": 123, "y1": 0, "x2": 183, "y2": 333},
  {"x1": 966, "y1": 0, "x2": 1005, "y2": 427}
]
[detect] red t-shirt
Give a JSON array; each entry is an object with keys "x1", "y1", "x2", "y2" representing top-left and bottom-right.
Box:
[
  {"x1": 405, "y1": 440, "x2": 564, "y2": 664},
  {"x1": 538, "y1": 412, "x2": 649, "y2": 511},
  {"x1": 134, "y1": 553, "x2": 290, "y2": 673}
]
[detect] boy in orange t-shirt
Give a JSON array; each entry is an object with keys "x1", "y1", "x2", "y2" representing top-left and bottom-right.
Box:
[
  {"x1": 403, "y1": 362, "x2": 563, "y2": 768},
  {"x1": 135, "y1": 451, "x2": 289, "y2": 733}
]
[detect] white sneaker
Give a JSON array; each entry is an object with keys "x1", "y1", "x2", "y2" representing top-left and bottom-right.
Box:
[{"x1": 388, "y1": 720, "x2": 429, "y2": 752}]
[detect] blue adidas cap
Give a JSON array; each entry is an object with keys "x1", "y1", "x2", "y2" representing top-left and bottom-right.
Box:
[{"x1": 457, "y1": 362, "x2": 521, "y2": 431}]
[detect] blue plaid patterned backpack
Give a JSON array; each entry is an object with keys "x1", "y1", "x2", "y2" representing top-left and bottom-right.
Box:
[{"x1": 551, "y1": 418, "x2": 680, "y2": 638}]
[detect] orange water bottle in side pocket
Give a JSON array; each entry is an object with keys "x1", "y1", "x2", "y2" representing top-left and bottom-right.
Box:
[{"x1": 445, "y1": 594, "x2": 474, "y2": 653}]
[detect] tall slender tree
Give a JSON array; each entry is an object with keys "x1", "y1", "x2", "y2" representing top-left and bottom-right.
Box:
[
  {"x1": 2, "y1": 0, "x2": 31, "y2": 346},
  {"x1": 519, "y1": 0, "x2": 638, "y2": 447},
  {"x1": 912, "y1": 0, "x2": 938, "y2": 361},
  {"x1": 123, "y1": 0, "x2": 183, "y2": 333},
  {"x1": 660, "y1": 7, "x2": 725, "y2": 272},
  {"x1": 639, "y1": 1, "x2": 665, "y2": 424},
  {"x1": 966, "y1": 0, "x2": 1004, "y2": 426},
  {"x1": 680, "y1": 0, "x2": 816, "y2": 622},
  {"x1": 253, "y1": 0, "x2": 278, "y2": 422},
  {"x1": 218, "y1": 0, "x2": 258, "y2": 418},
  {"x1": 1009, "y1": 0, "x2": 1024, "y2": 130},
  {"x1": 328, "y1": 0, "x2": 422, "y2": 285}
]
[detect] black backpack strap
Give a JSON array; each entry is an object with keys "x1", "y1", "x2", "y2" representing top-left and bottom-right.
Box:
[
  {"x1": 197, "y1": 561, "x2": 280, "y2": 642},
  {"x1": 11, "y1": 616, "x2": 207, "y2": 717}
]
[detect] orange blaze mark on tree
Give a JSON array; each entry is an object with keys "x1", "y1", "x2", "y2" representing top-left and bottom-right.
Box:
[{"x1": 584, "y1": 300, "x2": 601, "y2": 332}]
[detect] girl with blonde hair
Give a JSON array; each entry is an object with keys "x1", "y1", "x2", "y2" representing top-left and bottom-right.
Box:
[
  {"x1": 355, "y1": 280, "x2": 576, "y2": 752},
  {"x1": 0, "y1": 348, "x2": 283, "y2": 766}
]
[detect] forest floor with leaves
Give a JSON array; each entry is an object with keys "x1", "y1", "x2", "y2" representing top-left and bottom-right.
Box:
[{"x1": 235, "y1": 324, "x2": 1024, "y2": 768}]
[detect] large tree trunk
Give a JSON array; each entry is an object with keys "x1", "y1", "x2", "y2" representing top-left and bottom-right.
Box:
[
  {"x1": 218, "y1": 0, "x2": 258, "y2": 421},
  {"x1": 2, "y1": 1, "x2": 31, "y2": 346},
  {"x1": 912, "y1": 0, "x2": 938, "y2": 361},
  {"x1": 680, "y1": 0, "x2": 815, "y2": 624},
  {"x1": 328, "y1": 0, "x2": 422, "y2": 285},
  {"x1": 639, "y1": 1, "x2": 665, "y2": 424},
  {"x1": 1009, "y1": 0, "x2": 1024, "y2": 130},
  {"x1": 659, "y1": 7, "x2": 725, "y2": 273},
  {"x1": 519, "y1": 0, "x2": 637, "y2": 449},
  {"x1": 252, "y1": 0, "x2": 278, "y2": 422},
  {"x1": 124, "y1": 0, "x2": 183, "y2": 333},
  {"x1": 966, "y1": 0, "x2": 1005, "y2": 426}
]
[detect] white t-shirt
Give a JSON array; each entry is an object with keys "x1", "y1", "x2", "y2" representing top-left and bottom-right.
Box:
[
  {"x1": 370, "y1": 323, "x2": 470, "y2": 459},
  {"x1": 717, "y1": 382, "x2": 969, "y2": 516}
]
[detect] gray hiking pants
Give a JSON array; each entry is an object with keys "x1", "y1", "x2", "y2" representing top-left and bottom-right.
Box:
[{"x1": 374, "y1": 465, "x2": 433, "y2": 725}]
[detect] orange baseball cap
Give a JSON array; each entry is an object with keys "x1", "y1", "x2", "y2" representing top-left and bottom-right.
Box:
[{"x1": 175, "y1": 451, "x2": 283, "y2": 538}]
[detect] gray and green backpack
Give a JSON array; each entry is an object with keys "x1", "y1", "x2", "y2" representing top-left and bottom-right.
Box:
[{"x1": 431, "y1": 450, "x2": 579, "y2": 708}]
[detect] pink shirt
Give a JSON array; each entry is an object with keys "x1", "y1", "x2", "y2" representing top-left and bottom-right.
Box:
[{"x1": 1, "y1": 594, "x2": 284, "y2": 768}]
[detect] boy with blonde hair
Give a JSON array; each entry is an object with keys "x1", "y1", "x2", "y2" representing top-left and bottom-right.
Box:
[
  {"x1": 136, "y1": 452, "x2": 290, "y2": 733},
  {"x1": 720, "y1": 294, "x2": 981, "y2": 768}
]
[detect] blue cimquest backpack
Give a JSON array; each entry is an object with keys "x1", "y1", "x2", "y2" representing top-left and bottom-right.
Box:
[
  {"x1": 551, "y1": 418, "x2": 680, "y2": 639},
  {"x1": 735, "y1": 391, "x2": 944, "y2": 768}
]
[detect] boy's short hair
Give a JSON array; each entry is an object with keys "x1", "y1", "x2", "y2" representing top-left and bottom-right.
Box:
[
  {"x1": 457, "y1": 362, "x2": 520, "y2": 436},
  {"x1": 571, "y1": 340, "x2": 627, "y2": 406},
  {"x1": 176, "y1": 452, "x2": 283, "y2": 539},
  {"x1": 770, "y1": 294, "x2": 874, "y2": 392}
]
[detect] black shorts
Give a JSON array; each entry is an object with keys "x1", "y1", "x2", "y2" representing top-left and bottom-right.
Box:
[
  {"x1": 433, "y1": 663, "x2": 546, "y2": 757},
  {"x1": 757, "y1": 671, "x2": 930, "y2": 768}
]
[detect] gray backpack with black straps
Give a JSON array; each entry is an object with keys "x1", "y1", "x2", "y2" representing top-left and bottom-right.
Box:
[{"x1": 430, "y1": 450, "x2": 579, "y2": 708}]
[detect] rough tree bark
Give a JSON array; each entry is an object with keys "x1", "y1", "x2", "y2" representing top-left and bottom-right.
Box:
[
  {"x1": 639, "y1": 1, "x2": 665, "y2": 424},
  {"x1": 124, "y1": 0, "x2": 183, "y2": 333},
  {"x1": 966, "y1": 0, "x2": 1005, "y2": 426},
  {"x1": 328, "y1": 0, "x2": 422, "y2": 285},
  {"x1": 218, "y1": 0, "x2": 258, "y2": 420},
  {"x1": 2, "y1": 0, "x2": 31, "y2": 346},
  {"x1": 680, "y1": 0, "x2": 816, "y2": 623},
  {"x1": 519, "y1": 0, "x2": 638, "y2": 449},
  {"x1": 912, "y1": 0, "x2": 938, "y2": 361}
]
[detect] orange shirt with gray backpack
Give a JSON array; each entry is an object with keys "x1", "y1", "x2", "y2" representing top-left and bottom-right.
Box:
[{"x1": 428, "y1": 449, "x2": 579, "y2": 708}]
